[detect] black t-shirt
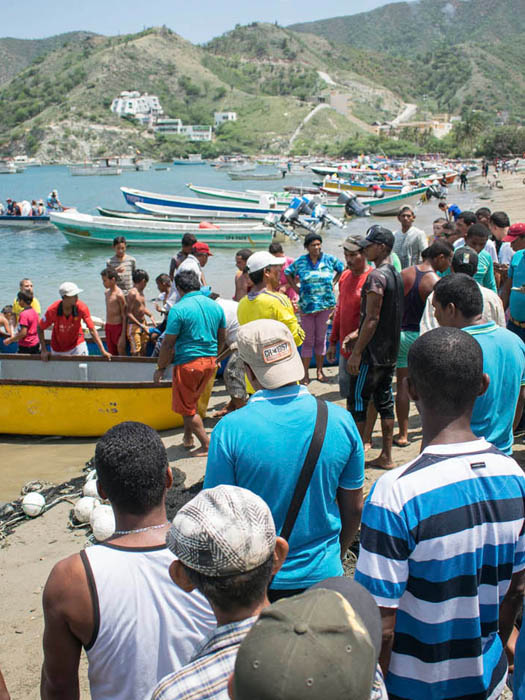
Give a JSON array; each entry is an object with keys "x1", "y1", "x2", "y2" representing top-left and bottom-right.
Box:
[{"x1": 359, "y1": 263, "x2": 403, "y2": 367}]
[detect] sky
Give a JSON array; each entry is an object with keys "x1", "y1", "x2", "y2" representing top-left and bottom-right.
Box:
[{"x1": 1, "y1": 0, "x2": 400, "y2": 44}]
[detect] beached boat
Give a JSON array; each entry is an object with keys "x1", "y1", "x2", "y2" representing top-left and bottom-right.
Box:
[
  {"x1": 97, "y1": 207, "x2": 264, "y2": 224},
  {"x1": 0, "y1": 354, "x2": 214, "y2": 436},
  {"x1": 0, "y1": 214, "x2": 52, "y2": 227},
  {"x1": 49, "y1": 209, "x2": 278, "y2": 247}
]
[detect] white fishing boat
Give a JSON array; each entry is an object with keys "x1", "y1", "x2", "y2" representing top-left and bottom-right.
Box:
[{"x1": 49, "y1": 209, "x2": 280, "y2": 247}]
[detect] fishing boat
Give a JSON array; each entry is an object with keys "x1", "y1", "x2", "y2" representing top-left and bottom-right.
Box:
[
  {"x1": 49, "y1": 209, "x2": 278, "y2": 247},
  {"x1": 0, "y1": 354, "x2": 214, "y2": 436},
  {"x1": 228, "y1": 171, "x2": 284, "y2": 181},
  {"x1": 0, "y1": 161, "x2": 18, "y2": 174},
  {"x1": 0, "y1": 214, "x2": 52, "y2": 227},
  {"x1": 97, "y1": 207, "x2": 264, "y2": 224},
  {"x1": 70, "y1": 164, "x2": 122, "y2": 176},
  {"x1": 173, "y1": 154, "x2": 206, "y2": 165}
]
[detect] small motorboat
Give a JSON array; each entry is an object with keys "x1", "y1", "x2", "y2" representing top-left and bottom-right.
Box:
[{"x1": 0, "y1": 214, "x2": 52, "y2": 227}]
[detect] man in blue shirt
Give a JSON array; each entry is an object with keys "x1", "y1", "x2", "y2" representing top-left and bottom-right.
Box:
[
  {"x1": 154, "y1": 269, "x2": 225, "y2": 456},
  {"x1": 432, "y1": 273, "x2": 525, "y2": 454},
  {"x1": 205, "y1": 318, "x2": 364, "y2": 601}
]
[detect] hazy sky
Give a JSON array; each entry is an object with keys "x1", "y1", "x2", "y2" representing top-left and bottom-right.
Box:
[{"x1": 2, "y1": 0, "x2": 401, "y2": 44}]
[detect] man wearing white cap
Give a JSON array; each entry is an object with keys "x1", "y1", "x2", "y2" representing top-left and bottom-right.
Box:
[
  {"x1": 205, "y1": 319, "x2": 364, "y2": 601},
  {"x1": 237, "y1": 251, "x2": 304, "y2": 347},
  {"x1": 151, "y1": 484, "x2": 288, "y2": 700},
  {"x1": 38, "y1": 282, "x2": 111, "y2": 360}
]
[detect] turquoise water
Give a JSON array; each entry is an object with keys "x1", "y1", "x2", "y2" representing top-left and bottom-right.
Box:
[{"x1": 0, "y1": 165, "x2": 477, "y2": 318}]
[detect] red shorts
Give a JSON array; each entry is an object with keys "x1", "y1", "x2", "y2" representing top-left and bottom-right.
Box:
[
  {"x1": 172, "y1": 356, "x2": 216, "y2": 416},
  {"x1": 105, "y1": 323, "x2": 123, "y2": 355}
]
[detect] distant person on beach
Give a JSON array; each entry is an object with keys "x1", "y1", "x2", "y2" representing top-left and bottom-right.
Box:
[
  {"x1": 356, "y1": 327, "x2": 525, "y2": 700},
  {"x1": 12, "y1": 278, "x2": 41, "y2": 322},
  {"x1": 392, "y1": 206, "x2": 428, "y2": 268},
  {"x1": 169, "y1": 233, "x2": 197, "y2": 280},
  {"x1": 154, "y1": 269, "x2": 225, "y2": 456},
  {"x1": 284, "y1": 233, "x2": 343, "y2": 384},
  {"x1": 420, "y1": 247, "x2": 505, "y2": 334},
  {"x1": 106, "y1": 236, "x2": 136, "y2": 295},
  {"x1": 205, "y1": 319, "x2": 364, "y2": 601},
  {"x1": 433, "y1": 273, "x2": 525, "y2": 453},
  {"x1": 438, "y1": 200, "x2": 461, "y2": 222},
  {"x1": 4, "y1": 291, "x2": 40, "y2": 354},
  {"x1": 232, "y1": 248, "x2": 253, "y2": 301},
  {"x1": 101, "y1": 268, "x2": 127, "y2": 356},
  {"x1": 38, "y1": 282, "x2": 111, "y2": 360},
  {"x1": 394, "y1": 241, "x2": 450, "y2": 448},
  {"x1": 127, "y1": 269, "x2": 153, "y2": 356},
  {"x1": 347, "y1": 226, "x2": 403, "y2": 470},
  {"x1": 41, "y1": 421, "x2": 216, "y2": 700},
  {"x1": 151, "y1": 485, "x2": 287, "y2": 700}
]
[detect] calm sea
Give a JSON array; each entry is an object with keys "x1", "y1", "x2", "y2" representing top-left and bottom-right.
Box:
[{"x1": 0, "y1": 164, "x2": 478, "y2": 318}]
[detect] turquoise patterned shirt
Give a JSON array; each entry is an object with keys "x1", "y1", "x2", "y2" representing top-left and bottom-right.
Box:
[{"x1": 285, "y1": 253, "x2": 344, "y2": 314}]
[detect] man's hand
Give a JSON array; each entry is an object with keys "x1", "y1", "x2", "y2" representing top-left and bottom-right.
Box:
[
  {"x1": 326, "y1": 344, "x2": 337, "y2": 364},
  {"x1": 153, "y1": 368, "x2": 164, "y2": 384},
  {"x1": 347, "y1": 351, "x2": 362, "y2": 376},
  {"x1": 101, "y1": 350, "x2": 112, "y2": 361},
  {"x1": 342, "y1": 330, "x2": 358, "y2": 354},
  {"x1": 41, "y1": 349, "x2": 50, "y2": 362},
  {"x1": 3, "y1": 338, "x2": 12, "y2": 346}
]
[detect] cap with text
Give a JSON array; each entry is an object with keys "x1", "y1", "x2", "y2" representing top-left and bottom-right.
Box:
[
  {"x1": 235, "y1": 319, "x2": 304, "y2": 389},
  {"x1": 59, "y1": 282, "x2": 83, "y2": 298},
  {"x1": 246, "y1": 251, "x2": 286, "y2": 274},
  {"x1": 166, "y1": 484, "x2": 276, "y2": 577}
]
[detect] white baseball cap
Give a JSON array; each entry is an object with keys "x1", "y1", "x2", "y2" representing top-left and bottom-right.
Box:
[
  {"x1": 246, "y1": 251, "x2": 286, "y2": 274},
  {"x1": 59, "y1": 282, "x2": 83, "y2": 298}
]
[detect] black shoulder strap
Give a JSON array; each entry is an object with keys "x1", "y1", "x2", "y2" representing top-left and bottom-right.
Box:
[{"x1": 280, "y1": 397, "x2": 328, "y2": 542}]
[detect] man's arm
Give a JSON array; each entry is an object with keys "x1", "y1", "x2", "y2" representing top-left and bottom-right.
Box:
[
  {"x1": 4, "y1": 325, "x2": 27, "y2": 345},
  {"x1": 501, "y1": 276, "x2": 512, "y2": 310},
  {"x1": 41, "y1": 557, "x2": 92, "y2": 700},
  {"x1": 483, "y1": 258, "x2": 498, "y2": 293},
  {"x1": 378, "y1": 608, "x2": 398, "y2": 676},
  {"x1": 347, "y1": 290, "x2": 383, "y2": 375},
  {"x1": 499, "y1": 569, "x2": 525, "y2": 646},
  {"x1": 337, "y1": 486, "x2": 363, "y2": 557},
  {"x1": 154, "y1": 333, "x2": 176, "y2": 383},
  {"x1": 37, "y1": 325, "x2": 50, "y2": 361},
  {"x1": 275, "y1": 296, "x2": 305, "y2": 346},
  {"x1": 89, "y1": 327, "x2": 111, "y2": 360},
  {"x1": 217, "y1": 326, "x2": 226, "y2": 356}
]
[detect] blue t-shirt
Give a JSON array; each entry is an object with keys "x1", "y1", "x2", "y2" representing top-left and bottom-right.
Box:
[
  {"x1": 509, "y1": 249, "x2": 525, "y2": 322},
  {"x1": 204, "y1": 384, "x2": 364, "y2": 589},
  {"x1": 474, "y1": 249, "x2": 497, "y2": 292},
  {"x1": 166, "y1": 291, "x2": 226, "y2": 366},
  {"x1": 284, "y1": 252, "x2": 344, "y2": 314},
  {"x1": 448, "y1": 204, "x2": 461, "y2": 221},
  {"x1": 515, "y1": 603, "x2": 525, "y2": 699},
  {"x1": 463, "y1": 321, "x2": 525, "y2": 454}
]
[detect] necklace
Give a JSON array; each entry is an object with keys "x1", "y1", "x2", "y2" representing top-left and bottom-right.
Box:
[{"x1": 114, "y1": 522, "x2": 170, "y2": 535}]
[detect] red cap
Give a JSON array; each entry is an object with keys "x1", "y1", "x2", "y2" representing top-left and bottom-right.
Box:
[
  {"x1": 503, "y1": 222, "x2": 525, "y2": 241},
  {"x1": 193, "y1": 241, "x2": 213, "y2": 256}
]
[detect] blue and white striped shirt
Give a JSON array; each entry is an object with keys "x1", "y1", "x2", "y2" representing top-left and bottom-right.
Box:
[{"x1": 355, "y1": 438, "x2": 525, "y2": 700}]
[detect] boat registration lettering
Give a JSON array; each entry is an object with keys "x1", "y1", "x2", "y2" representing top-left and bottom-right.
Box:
[{"x1": 262, "y1": 341, "x2": 292, "y2": 364}]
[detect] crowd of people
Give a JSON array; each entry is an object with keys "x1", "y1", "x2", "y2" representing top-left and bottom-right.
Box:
[
  {"x1": 0, "y1": 189, "x2": 63, "y2": 216},
  {"x1": 3, "y1": 189, "x2": 525, "y2": 699}
]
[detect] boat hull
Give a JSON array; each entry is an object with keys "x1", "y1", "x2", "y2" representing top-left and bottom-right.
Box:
[
  {"x1": 0, "y1": 355, "x2": 214, "y2": 436},
  {"x1": 0, "y1": 215, "x2": 51, "y2": 227}
]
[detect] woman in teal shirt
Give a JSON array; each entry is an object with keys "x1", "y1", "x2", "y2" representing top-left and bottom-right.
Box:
[{"x1": 285, "y1": 233, "x2": 343, "y2": 383}]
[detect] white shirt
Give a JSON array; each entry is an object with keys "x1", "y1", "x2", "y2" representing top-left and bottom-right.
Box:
[
  {"x1": 393, "y1": 226, "x2": 428, "y2": 268},
  {"x1": 167, "y1": 255, "x2": 203, "y2": 308},
  {"x1": 216, "y1": 298, "x2": 239, "y2": 346}
]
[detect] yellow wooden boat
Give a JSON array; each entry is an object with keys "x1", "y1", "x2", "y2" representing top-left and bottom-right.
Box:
[{"x1": 0, "y1": 354, "x2": 215, "y2": 437}]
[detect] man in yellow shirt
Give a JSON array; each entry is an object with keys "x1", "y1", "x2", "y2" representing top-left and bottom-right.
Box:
[
  {"x1": 237, "y1": 252, "x2": 304, "y2": 346},
  {"x1": 12, "y1": 278, "x2": 41, "y2": 321}
]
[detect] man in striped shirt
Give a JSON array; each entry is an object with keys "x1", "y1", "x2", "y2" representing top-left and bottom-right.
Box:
[{"x1": 356, "y1": 327, "x2": 525, "y2": 700}]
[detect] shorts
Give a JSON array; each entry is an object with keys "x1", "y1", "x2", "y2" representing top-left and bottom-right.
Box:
[
  {"x1": 53, "y1": 341, "x2": 89, "y2": 356},
  {"x1": 348, "y1": 363, "x2": 395, "y2": 422},
  {"x1": 172, "y1": 356, "x2": 217, "y2": 416},
  {"x1": 105, "y1": 323, "x2": 123, "y2": 356},
  {"x1": 223, "y1": 349, "x2": 247, "y2": 400},
  {"x1": 396, "y1": 330, "x2": 419, "y2": 369},
  {"x1": 127, "y1": 323, "x2": 148, "y2": 354},
  {"x1": 18, "y1": 344, "x2": 41, "y2": 354}
]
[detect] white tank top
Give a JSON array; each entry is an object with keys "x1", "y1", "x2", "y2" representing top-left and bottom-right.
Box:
[{"x1": 81, "y1": 542, "x2": 216, "y2": 700}]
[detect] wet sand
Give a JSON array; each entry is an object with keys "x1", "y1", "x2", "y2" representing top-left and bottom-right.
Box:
[{"x1": 1, "y1": 173, "x2": 523, "y2": 698}]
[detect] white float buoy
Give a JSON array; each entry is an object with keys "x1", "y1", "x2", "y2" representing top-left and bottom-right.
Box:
[
  {"x1": 74, "y1": 496, "x2": 99, "y2": 524},
  {"x1": 83, "y1": 479, "x2": 99, "y2": 499},
  {"x1": 90, "y1": 504, "x2": 115, "y2": 541},
  {"x1": 21, "y1": 492, "x2": 46, "y2": 517}
]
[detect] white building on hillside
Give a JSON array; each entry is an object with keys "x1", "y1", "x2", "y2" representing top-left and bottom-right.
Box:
[
  {"x1": 154, "y1": 118, "x2": 212, "y2": 141},
  {"x1": 214, "y1": 112, "x2": 237, "y2": 128},
  {"x1": 111, "y1": 91, "x2": 163, "y2": 121}
]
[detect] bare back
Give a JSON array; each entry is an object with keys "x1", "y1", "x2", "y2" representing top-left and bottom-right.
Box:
[{"x1": 105, "y1": 287, "x2": 126, "y2": 325}]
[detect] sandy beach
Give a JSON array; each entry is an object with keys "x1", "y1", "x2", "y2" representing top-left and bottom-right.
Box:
[{"x1": 1, "y1": 172, "x2": 524, "y2": 699}]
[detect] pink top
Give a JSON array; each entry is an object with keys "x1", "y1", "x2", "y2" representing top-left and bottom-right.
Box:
[
  {"x1": 18, "y1": 307, "x2": 40, "y2": 347},
  {"x1": 280, "y1": 256, "x2": 299, "y2": 303}
]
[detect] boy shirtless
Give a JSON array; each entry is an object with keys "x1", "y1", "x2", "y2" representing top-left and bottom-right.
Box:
[
  {"x1": 127, "y1": 269, "x2": 153, "y2": 356},
  {"x1": 101, "y1": 268, "x2": 127, "y2": 356},
  {"x1": 233, "y1": 248, "x2": 253, "y2": 301}
]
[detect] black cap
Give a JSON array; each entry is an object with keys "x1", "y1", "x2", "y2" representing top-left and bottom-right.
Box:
[
  {"x1": 358, "y1": 225, "x2": 395, "y2": 250},
  {"x1": 452, "y1": 246, "x2": 478, "y2": 275}
]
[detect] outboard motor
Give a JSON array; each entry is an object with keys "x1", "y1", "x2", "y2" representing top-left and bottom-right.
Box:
[
  {"x1": 426, "y1": 184, "x2": 447, "y2": 201},
  {"x1": 337, "y1": 191, "x2": 371, "y2": 217},
  {"x1": 264, "y1": 213, "x2": 300, "y2": 241}
]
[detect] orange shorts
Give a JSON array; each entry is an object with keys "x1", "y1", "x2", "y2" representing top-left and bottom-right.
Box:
[{"x1": 172, "y1": 356, "x2": 217, "y2": 416}]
